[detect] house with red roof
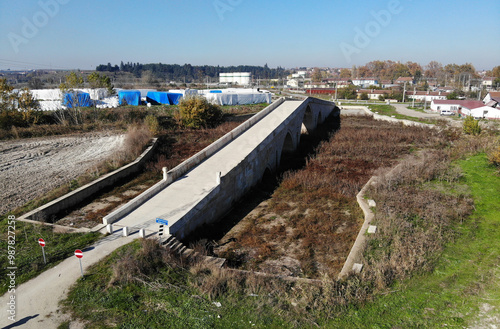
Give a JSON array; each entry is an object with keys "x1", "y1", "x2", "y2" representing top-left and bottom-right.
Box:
[
  {"x1": 430, "y1": 100, "x2": 484, "y2": 116},
  {"x1": 483, "y1": 91, "x2": 500, "y2": 107}
]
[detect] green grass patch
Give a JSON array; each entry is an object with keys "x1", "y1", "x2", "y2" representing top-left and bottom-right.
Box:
[
  {"x1": 61, "y1": 240, "x2": 290, "y2": 328},
  {"x1": 325, "y1": 153, "x2": 500, "y2": 328},
  {"x1": 367, "y1": 104, "x2": 436, "y2": 124},
  {"x1": 0, "y1": 215, "x2": 101, "y2": 295}
]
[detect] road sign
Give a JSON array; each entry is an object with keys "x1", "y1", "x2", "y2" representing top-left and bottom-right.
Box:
[
  {"x1": 38, "y1": 238, "x2": 46, "y2": 264},
  {"x1": 75, "y1": 249, "x2": 84, "y2": 278},
  {"x1": 155, "y1": 218, "x2": 168, "y2": 226}
]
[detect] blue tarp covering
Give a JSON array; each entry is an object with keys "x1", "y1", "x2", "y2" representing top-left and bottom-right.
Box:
[
  {"x1": 63, "y1": 92, "x2": 91, "y2": 108},
  {"x1": 118, "y1": 90, "x2": 141, "y2": 106},
  {"x1": 167, "y1": 93, "x2": 183, "y2": 105},
  {"x1": 209, "y1": 90, "x2": 222, "y2": 93},
  {"x1": 146, "y1": 92, "x2": 170, "y2": 105}
]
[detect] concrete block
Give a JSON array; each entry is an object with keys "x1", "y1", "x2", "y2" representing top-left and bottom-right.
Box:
[
  {"x1": 106, "y1": 224, "x2": 113, "y2": 234},
  {"x1": 139, "y1": 228, "x2": 146, "y2": 238},
  {"x1": 367, "y1": 225, "x2": 377, "y2": 234},
  {"x1": 216, "y1": 172, "x2": 222, "y2": 184},
  {"x1": 368, "y1": 199, "x2": 376, "y2": 207},
  {"x1": 352, "y1": 263, "x2": 363, "y2": 274},
  {"x1": 162, "y1": 167, "x2": 168, "y2": 181},
  {"x1": 123, "y1": 226, "x2": 129, "y2": 237}
]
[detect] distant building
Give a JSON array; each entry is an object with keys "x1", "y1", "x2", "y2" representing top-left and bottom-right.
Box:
[
  {"x1": 430, "y1": 100, "x2": 484, "y2": 114},
  {"x1": 395, "y1": 77, "x2": 414, "y2": 85},
  {"x1": 358, "y1": 89, "x2": 391, "y2": 100},
  {"x1": 219, "y1": 72, "x2": 251, "y2": 86},
  {"x1": 483, "y1": 91, "x2": 500, "y2": 107},
  {"x1": 291, "y1": 71, "x2": 307, "y2": 78},
  {"x1": 406, "y1": 90, "x2": 449, "y2": 102},
  {"x1": 352, "y1": 78, "x2": 378, "y2": 88},
  {"x1": 482, "y1": 77, "x2": 496, "y2": 90},
  {"x1": 323, "y1": 78, "x2": 351, "y2": 88}
]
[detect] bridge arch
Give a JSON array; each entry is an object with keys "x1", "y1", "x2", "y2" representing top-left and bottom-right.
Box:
[
  {"x1": 282, "y1": 131, "x2": 295, "y2": 154},
  {"x1": 301, "y1": 105, "x2": 315, "y2": 134}
]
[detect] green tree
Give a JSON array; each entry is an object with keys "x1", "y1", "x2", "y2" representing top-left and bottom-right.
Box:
[
  {"x1": 57, "y1": 72, "x2": 86, "y2": 125},
  {"x1": 0, "y1": 79, "x2": 39, "y2": 128},
  {"x1": 87, "y1": 72, "x2": 115, "y2": 95},
  {"x1": 17, "y1": 88, "x2": 40, "y2": 124},
  {"x1": 359, "y1": 92, "x2": 369, "y2": 100},
  {"x1": 463, "y1": 116, "x2": 481, "y2": 135},
  {"x1": 176, "y1": 96, "x2": 223, "y2": 129},
  {"x1": 338, "y1": 85, "x2": 357, "y2": 100}
]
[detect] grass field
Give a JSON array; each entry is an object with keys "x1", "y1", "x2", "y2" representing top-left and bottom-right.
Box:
[{"x1": 326, "y1": 153, "x2": 500, "y2": 327}]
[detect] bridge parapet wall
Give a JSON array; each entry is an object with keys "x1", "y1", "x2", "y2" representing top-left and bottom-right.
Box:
[
  {"x1": 103, "y1": 98, "x2": 285, "y2": 225},
  {"x1": 170, "y1": 98, "x2": 339, "y2": 239}
]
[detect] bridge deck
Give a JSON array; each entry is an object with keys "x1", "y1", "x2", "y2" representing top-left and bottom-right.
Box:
[{"x1": 115, "y1": 100, "x2": 304, "y2": 232}]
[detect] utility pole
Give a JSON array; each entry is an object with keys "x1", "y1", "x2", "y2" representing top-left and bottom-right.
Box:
[{"x1": 402, "y1": 81, "x2": 407, "y2": 103}]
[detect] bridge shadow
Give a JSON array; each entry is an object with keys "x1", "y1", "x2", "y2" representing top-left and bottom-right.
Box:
[{"x1": 182, "y1": 110, "x2": 341, "y2": 251}]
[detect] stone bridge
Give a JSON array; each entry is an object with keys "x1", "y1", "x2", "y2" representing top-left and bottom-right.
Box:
[{"x1": 104, "y1": 97, "x2": 339, "y2": 240}]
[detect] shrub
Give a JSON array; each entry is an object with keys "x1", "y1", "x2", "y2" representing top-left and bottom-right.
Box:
[
  {"x1": 144, "y1": 114, "x2": 160, "y2": 135},
  {"x1": 463, "y1": 116, "x2": 481, "y2": 135},
  {"x1": 359, "y1": 92, "x2": 369, "y2": 100},
  {"x1": 176, "y1": 96, "x2": 223, "y2": 129},
  {"x1": 488, "y1": 144, "x2": 500, "y2": 168},
  {"x1": 120, "y1": 124, "x2": 152, "y2": 162}
]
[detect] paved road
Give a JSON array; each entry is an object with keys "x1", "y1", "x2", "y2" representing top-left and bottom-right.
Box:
[{"x1": 341, "y1": 103, "x2": 462, "y2": 127}]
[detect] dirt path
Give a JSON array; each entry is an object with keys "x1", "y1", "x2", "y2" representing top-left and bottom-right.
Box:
[
  {"x1": 0, "y1": 133, "x2": 125, "y2": 215},
  {"x1": 0, "y1": 229, "x2": 137, "y2": 329}
]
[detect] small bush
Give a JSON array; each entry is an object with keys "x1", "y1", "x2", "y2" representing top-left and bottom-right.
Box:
[
  {"x1": 176, "y1": 96, "x2": 223, "y2": 129},
  {"x1": 488, "y1": 144, "x2": 500, "y2": 168},
  {"x1": 463, "y1": 116, "x2": 481, "y2": 135},
  {"x1": 144, "y1": 114, "x2": 160, "y2": 135}
]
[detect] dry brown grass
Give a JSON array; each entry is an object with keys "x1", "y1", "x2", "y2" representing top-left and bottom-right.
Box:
[
  {"x1": 358, "y1": 138, "x2": 492, "y2": 290},
  {"x1": 108, "y1": 239, "x2": 186, "y2": 287},
  {"x1": 219, "y1": 115, "x2": 452, "y2": 279}
]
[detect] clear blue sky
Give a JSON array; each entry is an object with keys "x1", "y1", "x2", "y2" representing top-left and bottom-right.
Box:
[{"x1": 0, "y1": 0, "x2": 499, "y2": 71}]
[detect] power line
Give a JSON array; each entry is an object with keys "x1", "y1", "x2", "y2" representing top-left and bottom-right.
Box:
[{"x1": 0, "y1": 58, "x2": 72, "y2": 70}]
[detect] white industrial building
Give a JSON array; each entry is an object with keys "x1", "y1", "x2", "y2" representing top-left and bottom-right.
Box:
[{"x1": 219, "y1": 72, "x2": 251, "y2": 86}]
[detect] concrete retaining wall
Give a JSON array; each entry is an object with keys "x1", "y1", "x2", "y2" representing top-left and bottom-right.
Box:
[
  {"x1": 337, "y1": 108, "x2": 435, "y2": 279},
  {"x1": 19, "y1": 138, "x2": 158, "y2": 223}
]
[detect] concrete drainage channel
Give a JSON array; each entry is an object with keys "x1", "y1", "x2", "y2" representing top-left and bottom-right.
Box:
[{"x1": 16, "y1": 138, "x2": 159, "y2": 230}]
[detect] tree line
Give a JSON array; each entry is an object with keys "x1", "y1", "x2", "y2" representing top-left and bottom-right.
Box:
[
  {"x1": 340, "y1": 60, "x2": 499, "y2": 87},
  {"x1": 96, "y1": 62, "x2": 290, "y2": 83}
]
